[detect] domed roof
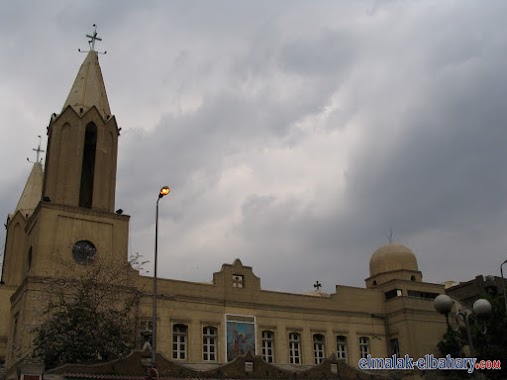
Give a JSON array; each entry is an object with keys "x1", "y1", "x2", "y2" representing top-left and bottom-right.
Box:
[{"x1": 369, "y1": 243, "x2": 419, "y2": 277}]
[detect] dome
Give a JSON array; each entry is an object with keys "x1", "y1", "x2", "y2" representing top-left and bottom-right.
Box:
[{"x1": 369, "y1": 243, "x2": 418, "y2": 277}]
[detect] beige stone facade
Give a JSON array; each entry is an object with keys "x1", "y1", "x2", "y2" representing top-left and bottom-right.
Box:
[
  {"x1": 0, "y1": 49, "x2": 449, "y2": 379},
  {"x1": 133, "y1": 256, "x2": 446, "y2": 367}
]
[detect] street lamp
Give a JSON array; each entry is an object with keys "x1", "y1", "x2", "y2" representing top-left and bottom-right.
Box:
[
  {"x1": 501, "y1": 259, "x2": 507, "y2": 316},
  {"x1": 152, "y1": 186, "x2": 170, "y2": 367},
  {"x1": 434, "y1": 295, "x2": 491, "y2": 378}
]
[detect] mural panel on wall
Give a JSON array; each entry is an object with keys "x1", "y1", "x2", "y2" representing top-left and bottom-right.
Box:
[{"x1": 226, "y1": 319, "x2": 255, "y2": 361}]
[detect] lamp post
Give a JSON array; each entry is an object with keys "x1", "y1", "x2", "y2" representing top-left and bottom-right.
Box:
[
  {"x1": 152, "y1": 186, "x2": 170, "y2": 367},
  {"x1": 434, "y1": 295, "x2": 491, "y2": 379},
  {"x1": 501, "y1": 259, "x2": 507, "y2": 316}
]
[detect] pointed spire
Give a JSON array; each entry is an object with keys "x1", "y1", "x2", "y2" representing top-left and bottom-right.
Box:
[
  {"x1": 62, "y1": 50, "x2": 111, "y2": 119},
  {"x1": 15, "y1": 162, "x2": 43, "y2": 218}
]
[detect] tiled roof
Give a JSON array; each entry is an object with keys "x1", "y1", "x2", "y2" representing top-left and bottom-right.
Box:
[
  {"x1": 272, "y1": 363, "x2": 314, "y2": 372},
  {"x1": 63, "y1": 376, "x2": 209, "y2": 380},
  {"x1": 177, "y1": 362, "x2": 221, "y2": 371},
  {"x1": 46, "y1": 350, "x2": 394, "y2": 380}
]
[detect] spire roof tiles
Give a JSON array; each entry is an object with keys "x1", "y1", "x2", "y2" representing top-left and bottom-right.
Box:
[
  {"x1": 62, "y1": 51, "x2": 111, "y2": 119},
  {"x1": 15, "y1": 162, "x2": 43, "y2": 218}
]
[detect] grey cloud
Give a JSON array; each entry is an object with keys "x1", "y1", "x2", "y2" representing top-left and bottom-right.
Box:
[
  {"x1": 280, "y1": 29, "x2": 357, "y2": 78},
  {"x1": 3, "y1": 1, "x2": 507, "y2": 294}
]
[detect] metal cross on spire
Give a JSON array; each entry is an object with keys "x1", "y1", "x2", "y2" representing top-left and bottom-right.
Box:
[
  {"x1": 313, "y1": 281, "x2": 322, "y2": 290},
  {"x1": 386, "y1": 228, "x2": 394, "y2": 244},
  {"x1": 78, "y1": 24, "x2": 107, "y2": 54},
  {"x1": 27, "y1": 135, "x2": 45, "y2": 163},
  {"x1": 87, "y1": 24, "x2": 101, "y2": 51}
]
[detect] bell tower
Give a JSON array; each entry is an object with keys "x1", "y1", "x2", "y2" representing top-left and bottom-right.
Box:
[
  {"x1": 42, "y1": 49, "x2": 118, "y2": 212},
  {"x1": 35, "y1": 28, "x2": 129, "y2": 274},
  {"x1": 0, "y1": 26, "x2": 132, "y2": 372}
]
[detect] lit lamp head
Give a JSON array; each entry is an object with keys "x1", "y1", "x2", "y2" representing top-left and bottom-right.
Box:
[
  {"x1": 434, "y1": 294, "x2": 454, "y2": 315},
  {"x1": 159, "y1": 186, "x2": 170, "y2": 199}
]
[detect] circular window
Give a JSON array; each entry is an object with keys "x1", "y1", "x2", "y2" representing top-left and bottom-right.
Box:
[{"x1": 72, "y1": 240, "x2": 96, "y2": 264}]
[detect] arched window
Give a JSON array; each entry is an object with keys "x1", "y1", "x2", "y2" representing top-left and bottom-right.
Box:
[
  {"x1": 313, "y1": 334, "x2": 325, "y2": 364},
  {"x1": 288, "y1": 332, "x2": 301, "y2": 364},
  {"x1": 359, "y1": 337, "x2": 370, "y2": 358},
  {"x1": 79, "y1": 123, "x2": 97, "y2": 208},
  {"x1": 336, "y1": 335, "x2": 347, "y2": 360},
  {"x1": 172, "y1": 324, "x2": 187, "y2": 360},
  {"x1": 261, "y1": 330, "x2": 275, "y2": 363},
  {"x1": 390, "y1": 338, "x2": 400, "y2": 356},
  {"x1": 203, "y1": 326, "x2": 217, "y2": 361},
  {"x1": 139, "y1": 320, "x2": 153, "y2": 349}
]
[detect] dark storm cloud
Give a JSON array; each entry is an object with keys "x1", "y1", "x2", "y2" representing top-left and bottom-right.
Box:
[
  {"x1": 342, "y1": 9, "x2": 507, "y2": 236},
  {"x1": 2, "y1": 1, "x2": 507, "y2": 292}
]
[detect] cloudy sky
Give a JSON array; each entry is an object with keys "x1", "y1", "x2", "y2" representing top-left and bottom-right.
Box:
[{"x1": 1, "y1": 0, "x2": 507, "y2": 293}]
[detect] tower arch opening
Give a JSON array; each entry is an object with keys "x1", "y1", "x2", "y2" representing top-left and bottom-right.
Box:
[{"x1": 79, "y1": 123, "x2": 97, "y2": 208}]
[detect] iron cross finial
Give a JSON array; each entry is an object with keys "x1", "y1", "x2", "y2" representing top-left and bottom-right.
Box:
[
  {"x1": 386, "y1": 228, "x2": 394, "y2": 244},
  {"x1": 314, "y1": 281, "x2": 322, "y2": 290},
  {"x1": 87, "y1": 24, "x2": 101, "y2": 51},
  {"x1": 27, "y1": 135, "x2": 45, "y2": 163},
  {"x1": 79, "y1": 24, "x2": 107, "y2": 54}
]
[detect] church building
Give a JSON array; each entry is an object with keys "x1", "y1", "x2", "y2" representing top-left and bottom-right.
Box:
[{"x1": 0, "y1": 32, "x2": 448, "y2": 380}]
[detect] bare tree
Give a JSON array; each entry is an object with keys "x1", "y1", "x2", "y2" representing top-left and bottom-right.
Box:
[{"x1": 32, "y1": 252, "x2": 146, "y2": 369}]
